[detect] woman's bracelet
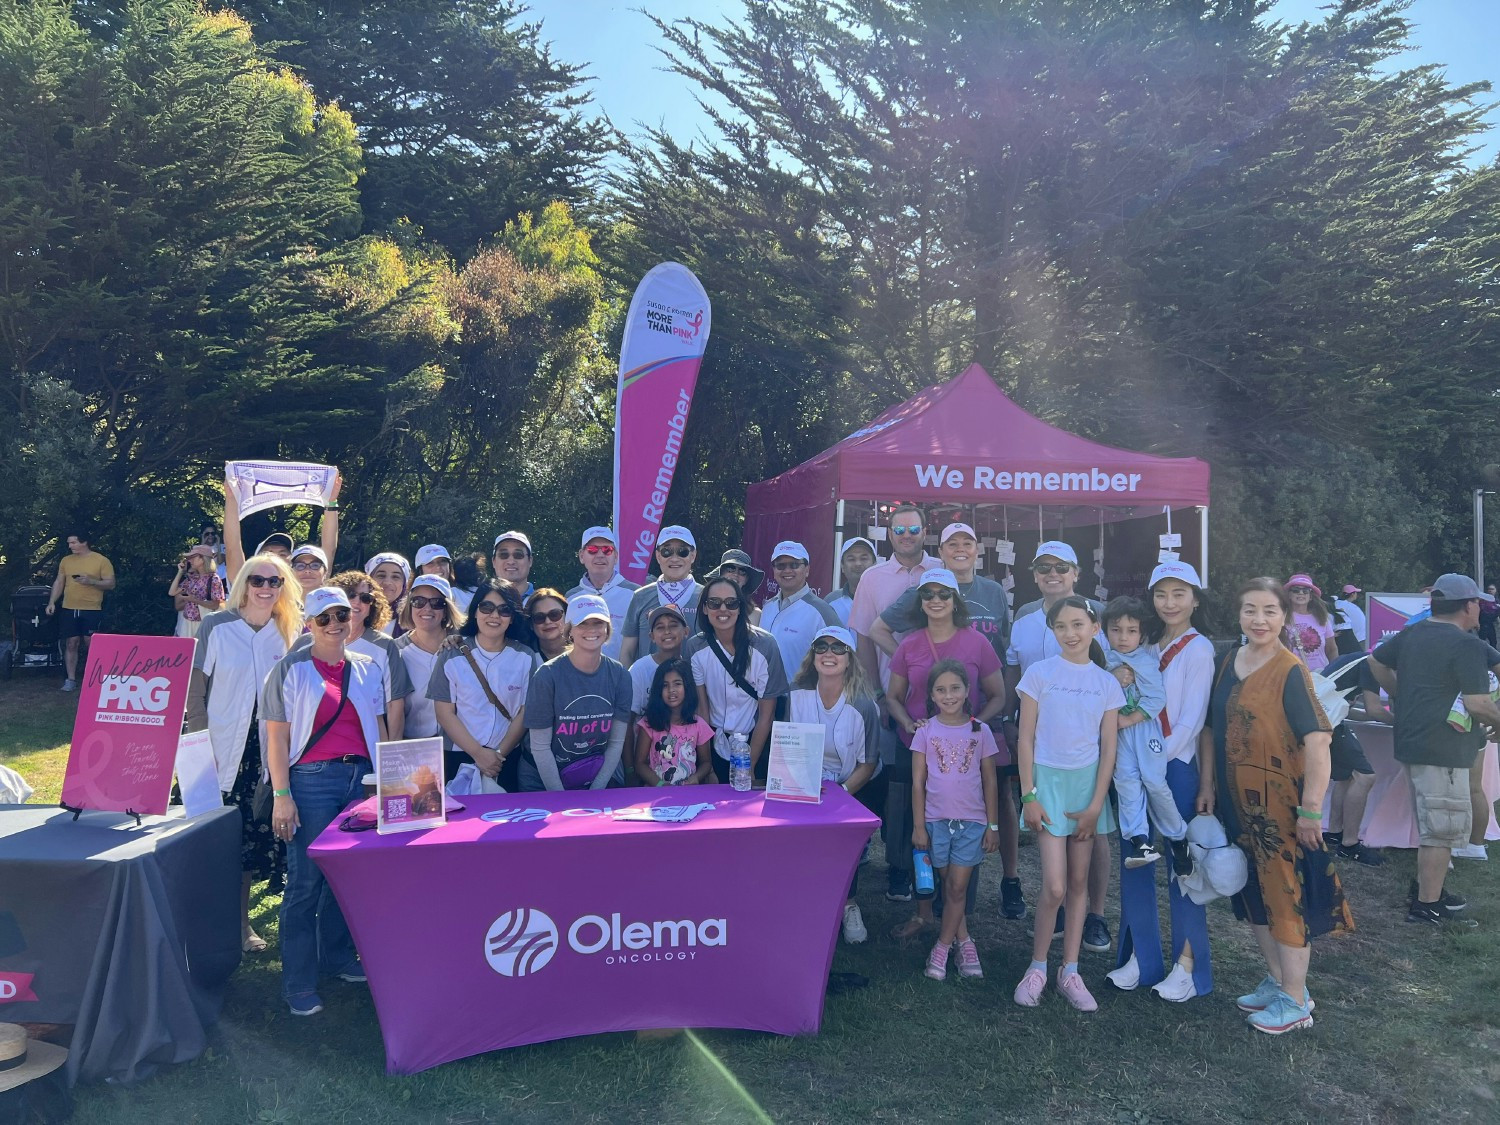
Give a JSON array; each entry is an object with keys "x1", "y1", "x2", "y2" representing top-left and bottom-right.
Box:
[
  {"x1": 273, "y1": 787, "x2": 291, "y2": 798},
  {"x1": 1295, "y1": 805, "x2": 1322, "y2": 821}
]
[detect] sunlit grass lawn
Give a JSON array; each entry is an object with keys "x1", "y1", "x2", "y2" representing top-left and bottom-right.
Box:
[{"x1": 5, "y1": 675, "x2": 1500, "y2": 1123}]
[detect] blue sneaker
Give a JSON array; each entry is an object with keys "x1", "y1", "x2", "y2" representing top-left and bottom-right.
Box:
[
  {"x1": 1236, "y1": 976, "x2": 1315, "y2": 1013},
  {"x1": 287, "y1": 993, "x2": 323, "y2": 1017},
  {"x1": 336, "y1": 962, "x2": 367, "y2": 984},
  {"x1": 1247, "y1": 991, "x2": 1314, "y2": 1035}
]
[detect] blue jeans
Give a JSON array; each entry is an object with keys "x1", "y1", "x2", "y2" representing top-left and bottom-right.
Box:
[{"x1": 281, "y1": 759, "x2": 365, "y2": 1000}]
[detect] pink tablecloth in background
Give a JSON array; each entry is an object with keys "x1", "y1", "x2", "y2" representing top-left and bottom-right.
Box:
[
  {"x1": 310, "y1": 785, "x2": 877, "y2": 1075},
  {"x1": 1351, "y1": 723, "x2": 1500, "y2": 848}
]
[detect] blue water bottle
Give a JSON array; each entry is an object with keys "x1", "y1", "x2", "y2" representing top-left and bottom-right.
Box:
[
  {"x1": 729, "y1": 733, "x2": 752, "y2": 792},
  {"x1": 913, "y1": 848, "x2": 935, "y2": 894}
]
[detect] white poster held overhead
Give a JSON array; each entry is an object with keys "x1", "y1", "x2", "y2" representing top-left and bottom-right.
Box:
[
  {"x1": 765, "y1": 722, "x2": 825, "y2": 804},
  {"x1": 226, "y1": 460, "x2": 337, "y2": 519}
]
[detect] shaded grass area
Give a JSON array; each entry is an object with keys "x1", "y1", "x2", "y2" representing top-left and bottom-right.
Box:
[{"x1": 4, "y1": 679, "x2": 1499, "y2": 1122}]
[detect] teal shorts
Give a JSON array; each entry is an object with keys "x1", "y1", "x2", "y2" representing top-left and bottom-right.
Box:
[{"x1": 1034, "y1": 762, "x2": 1116, "y2": 838}]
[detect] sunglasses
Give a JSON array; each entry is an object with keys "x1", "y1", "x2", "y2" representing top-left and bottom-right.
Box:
[
  {"x1": 531, "y1": 607, "x2": 566, "y2": 624},
  {"x1": 812, "y1": 639, "x2": 851, "y2": 655},
  {"x1": 657, "y1": 546, "x2": 692, "y2": 558},
  {"x1": 313, "y1": 608, "x2": 352, "y2": 626},
  {"x1": 496, "y1": 548, "x2": 531, "y2": 560},
  {"x1": 1287, "y1": 587, "x2": 1313, "y2": 595},
  {"x1": 704, "y1": 596, "x2": 741, "y2": 611},
  {"x1": 583, "y1": 544, "x2": 615, "y2": 556},
  {"x1": 919, "y1": 587, "x2": 955, "y2": 601},
  {"x1": 773, "y1": 560, "x2": 806, "y2": 570},
  {"x1": 350, "y1": 591, "x2": 375, "y2": 604},
  {"x1": 246, "y1": 574, "x2": 284, "y2": 589},
  {"x1": 475, "y1": 600, "x2": 512, "y2": 617},
  {"x1": 292, "y1": 560, "x2": 325, "y2": 572},
  {"x1": 407, "y1": 595, "x2": 447, "y2": 610},
  {"x1": 891, "y1": 524, "x2": 923, "y2": 536},
  {"x1": 1033, "y1": 563, "x2": 1073, "y2": 575}
]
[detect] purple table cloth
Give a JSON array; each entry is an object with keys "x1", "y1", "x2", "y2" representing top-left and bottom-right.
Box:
[{"x1": 310, "y1": 784, "x2": 878, "y2": 1074}]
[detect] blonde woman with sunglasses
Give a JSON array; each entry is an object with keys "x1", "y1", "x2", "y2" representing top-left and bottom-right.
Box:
[{"x1": 186, "y1": 553, "x2": 302, "y2": 954}]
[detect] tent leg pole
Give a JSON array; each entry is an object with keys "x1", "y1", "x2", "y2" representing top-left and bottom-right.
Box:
[
  {"x1": 1198, "y1": 506, "x2": 1209, "y2": 585},
  {"x1": 833, "y1": 499, "x2": 846, "y2": 594}
]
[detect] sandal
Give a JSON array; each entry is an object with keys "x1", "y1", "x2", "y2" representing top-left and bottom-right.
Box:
[
  {"x1": 242, "y1": 931, "x2": 268, "y2": 954},
  {"x1": 889, "y1": 915, "x2": 930, "y2": 941}
]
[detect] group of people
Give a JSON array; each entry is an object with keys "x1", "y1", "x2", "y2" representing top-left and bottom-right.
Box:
[{"x1": 63, "y1": 479, "x2": 1485, "y2": 1032}]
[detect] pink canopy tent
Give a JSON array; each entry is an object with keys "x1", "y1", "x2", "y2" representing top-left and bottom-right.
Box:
[{"x1": 743, "y1": 364, "x2": 1211, "y2": 592}]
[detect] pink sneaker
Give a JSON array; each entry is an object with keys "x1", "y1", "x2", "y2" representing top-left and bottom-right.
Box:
[
  {"x1": 1013, "y1": 967, "x2": 1046, "y2": 1007},
  {"x1": 924, "y1": 941, "x2": 950, "y2": 981},
  {"x1": 957, "y1": 938, "x2": 983, "y2": 979},
  {"x1": 1057, "y1": 970, "x2": 1098, "y2": 1012}
]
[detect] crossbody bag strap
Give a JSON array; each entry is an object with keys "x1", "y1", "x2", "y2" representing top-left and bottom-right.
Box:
[
  {"x1": 460, "y1": 644, "x2": 513, "y2": 722},
  {"x1": 708, "y1": 637, "x2": 759, "y2": 701},
  {"x1": 301, "y1": 660, "x2": 352, "y2": 755}
]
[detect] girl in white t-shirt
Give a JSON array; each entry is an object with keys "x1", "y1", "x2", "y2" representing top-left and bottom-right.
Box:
[{"x1": 1013, "y1": 596, "x2": 1124, "y2": 1014}]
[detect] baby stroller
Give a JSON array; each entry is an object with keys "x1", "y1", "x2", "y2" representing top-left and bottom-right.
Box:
[{"x1": 3, "y1": 586, "x2": 64, "y2": 680}]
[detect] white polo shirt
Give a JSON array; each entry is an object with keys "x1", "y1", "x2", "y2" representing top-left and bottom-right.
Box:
[
  {"x1": 194, "y1": 609, "x2": 292, "y2": 792},
  {"x1": 427, "y1": 643, "x2": 537, "y2": 752},
  {"x1": 760, "y1": 587, "x2": 840, "y2": 682}
]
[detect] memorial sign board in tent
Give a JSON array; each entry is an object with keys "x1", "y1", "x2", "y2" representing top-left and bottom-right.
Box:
[
  {"x1": 612, "y1": 263, "x2": 712, "y2": 584},
  {"x1": 743, "y1": 364, "x2": 1211, "y2": 594},
  {"x1": 61, "y1": 635, "x2": 196, "y2": 816}
]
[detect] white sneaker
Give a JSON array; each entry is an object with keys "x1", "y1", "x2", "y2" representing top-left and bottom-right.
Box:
[
  {"x1": 842, "y1": 903, "x2": 868, "y2": 944},
  {"x1": 1151, "y1": 962, "x2": 1198, "y2": 1002},
  {"x1": 1452, "y1": 842, "x2": 1489, "y2": 861},
  {"x1": 60, "y1": 679, "x2": 76, "y2": 692},
  {"x1": 1106, "y1": 953, "x2": 1140, "y2": 991}
]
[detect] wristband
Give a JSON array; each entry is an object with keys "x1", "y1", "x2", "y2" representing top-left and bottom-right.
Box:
[
  {"x1": 325, "y1": 503, "x2": 339, "y2": 511},
  {"x1": 1021, "y1": 787, "x2": 1039, "y2": 805},
  {"x1": 987, "y1": 822, "x2": 1001, "y2": 832},
  {"x1": 657, "y1": 779, "x2": 669, "y2": 787},
  {"x1": 1295, "y1": 806, "x2": 1322, "y2": 821},
  {"x1": 273, "y1": 787, "x2": 291, "y2": 798}
]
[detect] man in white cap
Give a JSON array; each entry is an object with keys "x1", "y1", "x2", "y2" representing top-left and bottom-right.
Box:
[
  {"x1": 1372, "y1": 573, "x2": 1500, "y2": 926},
  {"x1": 566, "y1": 526, "x2": 638, "y2": 661},
  {"x1": 1004, "y1": 540, "x2": 1113, "y2": 950},
  {"x1": 870, "y1": 521, "x2": 1017, "y2": 912},
  {"x1": 827, "y1": 537, "x2": 877, "y2": 625},
  {"x1": 848, "y1": 502, "x2": 939, "y2": 903},
  {"x1": 491, "y1": 531, "x2": 535, "y2": 599},
  {"x1": 618, "y1": 525, "x2": 702, "y2": 666},
  {"x1": 760, "y1": 540, "x2": 840, "y2": 678}
]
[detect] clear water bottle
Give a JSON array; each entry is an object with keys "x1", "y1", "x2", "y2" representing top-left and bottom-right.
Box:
[
  {"x1": 728, "y1": 733, "x2": 752, "y2": 792},
  {"x1": 913, "y1": 848, "x2": 935, "y2": 895}
]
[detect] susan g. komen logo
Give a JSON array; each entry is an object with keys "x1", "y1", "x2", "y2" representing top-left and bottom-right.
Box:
[{"x1": 484, "y1": 908, "x2": 559, "y2": 977}]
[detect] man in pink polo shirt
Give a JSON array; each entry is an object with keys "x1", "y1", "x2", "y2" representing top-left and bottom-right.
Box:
[{"x1": 849, "y1": 503, "x2": 939, "y2": 903}]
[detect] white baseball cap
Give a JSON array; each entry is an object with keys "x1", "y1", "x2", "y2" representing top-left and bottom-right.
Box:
[
  {"x1": 565, "y1": 593, "x2": 611, "y2": 627},
  {"x1": 917, "y1": 567, "x2": 960, "y2": 592},
  {"x1": 364, "y1": 552, "x2": 411, "y2": 582},
  {"x1": 492, "y1": 531, "x2": 532, "y2": 552},
  {"x1": 940, "y1": 522, "x2": 978, "y2": 544},
  {"x1": 1149, "y1": 560, "x2": 1204, "y2": 590},
  {"x1": 840, "y1": 536, "x2": 876, "y2": 558},
  {"x1": 290, "y1": 544, "x2": 328, "y2": 568},
  {"x1": 579, "y1": 526, "x2": 617, "y2": 548},
  {"x1": 771, "y1": 540, "x2": 809, "y2": 562},
  {"x1": 410, "y1": 574, "x2": 453, "y2": 600},
  {"x1": 813, "y1": 625, "x2": 857, "y2": 650},
  {"x1": 656, "y1": 525, "x2": 696, "y2": 549},
  {"x1": 1033, "y1": 541, "x2": 1078, "y2": 566},
  {"x1": 303, "y1": 586, "x2": 351, "y2": 620},
  {"x1": 414, "y1": 543, "x2": 450, "y2": 568}
]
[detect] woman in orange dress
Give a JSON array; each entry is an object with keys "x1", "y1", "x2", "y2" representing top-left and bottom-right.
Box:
[{"x1": 1200, "y1": 577, "x2": 1352, "y2": 1036}]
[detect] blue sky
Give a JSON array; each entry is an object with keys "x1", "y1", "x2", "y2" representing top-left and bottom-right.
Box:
[{"x1": 536, "y1": 1, "x2": 1498, "y2": 164}]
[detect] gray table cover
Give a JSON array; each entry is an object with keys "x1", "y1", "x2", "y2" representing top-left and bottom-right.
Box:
[{"x1": 0, "y1": 804, "x2": 241, "y2": 1084}]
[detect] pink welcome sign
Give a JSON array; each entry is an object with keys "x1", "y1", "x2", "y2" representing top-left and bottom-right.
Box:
[{"x1": 61, "y1": 634, "x2": 196, "y2": 816}]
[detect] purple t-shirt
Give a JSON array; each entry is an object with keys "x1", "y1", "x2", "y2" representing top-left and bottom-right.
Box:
[
  {"x1": 889, "y1": 627, "x2": 1002, "y2": 746},
  {"x1": 913, "y1": 719, "x2": 1000, "y2": 822}
]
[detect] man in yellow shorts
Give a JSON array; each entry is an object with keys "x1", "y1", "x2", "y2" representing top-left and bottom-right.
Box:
[{"x1": 46, "y1": 532, "x2": 115, "y2": 691}]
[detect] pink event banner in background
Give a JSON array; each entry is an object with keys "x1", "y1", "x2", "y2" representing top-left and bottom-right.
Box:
[
  {"x1": 613, "y1": 263, "x2": 712, "y2": 584},
  {"x1": 61, "y1": 634, "x2": 196, "y2": 816},
  {"x1": 1366, "y1": 593, "x2": 1429, "y2": 648}
]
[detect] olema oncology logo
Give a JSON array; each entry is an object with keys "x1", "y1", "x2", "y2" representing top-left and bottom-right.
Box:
[{"x1": 484, "y1": 907, "x2": 727, "y2": 977}]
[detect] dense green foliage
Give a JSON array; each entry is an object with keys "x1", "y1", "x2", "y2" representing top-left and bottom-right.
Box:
[{"x1": 1, "y1": 0, "x2": 1496, "y2": 633}]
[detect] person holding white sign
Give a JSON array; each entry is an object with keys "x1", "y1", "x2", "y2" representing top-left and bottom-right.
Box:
[
  {"x1": 223, "y1": 468, "x2": 340, "y2": 586},
  {"x1": 787, "y1": 626, "x2": 881, "y2": 944}
]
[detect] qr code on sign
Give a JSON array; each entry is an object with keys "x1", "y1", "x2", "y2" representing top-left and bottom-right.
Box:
[{"x1": 767, "y1": 778, "x2": 782, "y2": 791}]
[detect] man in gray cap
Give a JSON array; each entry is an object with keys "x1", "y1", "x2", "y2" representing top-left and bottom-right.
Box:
[{"x1": 1372, "y1": 574, "x2": 1500, "y2": 926}]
